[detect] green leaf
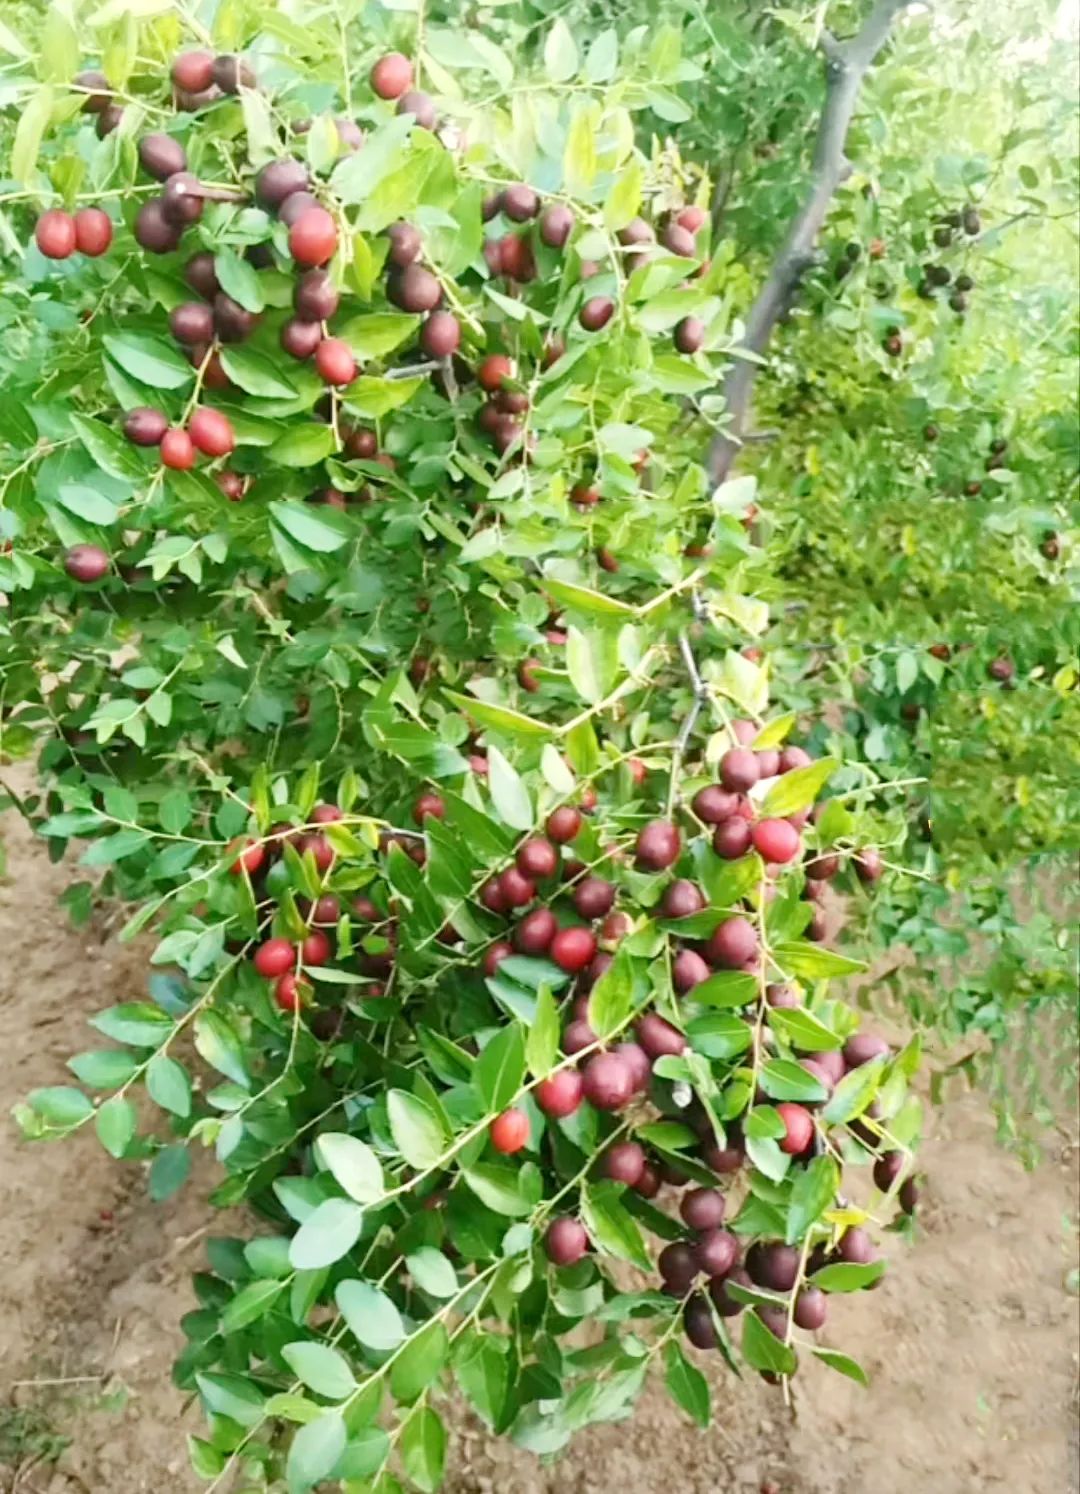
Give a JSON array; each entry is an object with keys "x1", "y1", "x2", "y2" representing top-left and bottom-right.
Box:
[
  {"x1": 564, "y1": 104, "x2": 598, "y2": 195},
  {"x1": 565, "y1": 625, "x2": 604, "y2": 704},
  {"x1": 487, "y1": 746, "x2": 533, "y2": 830},
  {"x1": 664, "y1": 1340, "x2": 710, "y2": 1428},
  {"x1": 196, "y1": 1371, "x2": 265, "y2": 1428},
  {"x1": 581, "y1": 1181, "x2": 651, "y2": 1269},
  {"x1": 282, "y1": 1342, "x2": 356, "y2": 1401},
  {"x1": 387, "y1": 1090, "x2": 446, "y2": 1169},
  {"x1": 314, "y1": 1132, "x2": 385, "y2": 1203},
  {"x1": 760, "y1": 759, "x2": 839, "y2": 817},
  {"x1": 221, "y1": 1278, "x2": 287, "y2": 1332},
  {"x1": 685, "y1": 1012, "x2": 754, "y2": 1060},
  {"x1": 766, "y1": 1008, "x2": 843, "y2": 1052},
  {"x1": 194, "y1": 1010, "x2": 249, "y2": 1088},
  {"x1": 603, "y1": 161, "x2": 643, "y2": 233},
  {"x1": 70, "y1": 414, "x2": 143, "y2": 480},
  {"x1": 543, "y1": 577, "x2": 635, "y2": 617},
  {"x1": 785, "y1": 1155, "x2": 839, "y2": 1244},
  {"x1": 145, "y1": 1054, "x2": 192, "y2": 1117},
  {"x1": 587, "y1": 944, "x2": 634, "y2": 1037},
  {"x1": 443, "y1": 691, "x2": 552, "y2": 738},
  {"x1": 336, "y1": 1279, "x2": 406, "y2": 1351},
  {"x1": 475, "y1": 1023, "x2": 526, "y2": 1112},
  {"x1": 401, "y1": 1406, "x2": 446, "y2": 1493},
  {"x1": 68, "y1": 1049, "x2": 139, "y2": 1088},
  {"x1": 288, "y1": 1199, "x2": 365, "y2": 1270},
  {"x1": 390, "y1": 1319, "x2": 449, "y2": 1403},
  {"x1": 812, "y1": 1347, "x2": 871, "y2": 1386},
  {"x1": 406, "y1": 1248, "x2": 459, "y2": 1300},
  {"x1": 103, "y1": 333, "x2": 193, "y2": 390},
  {"x1": 337, "y1": 312, "x2": 420, "y2": 360},
  {"x1": 286, "y1": 1411, "x2": 347, "y2": 1494},
  {"x1": 149, "y1": 1144, "x2": 191, "y2": 1200},
  {"x1": 690, "y1": 970, "x2": 757, "y2": 1009},
  {"x1": 12, "y1": 85, "x2": 53, "y2": 187},
  {"x1": 821, "y1": 1058, "x2": 886, "y2": 1125},
  {"x1": 773, "y1": 942, "x2": 867, "y2": 980},
  {"x1": 760, "y1": 1058, "x2": 827, "y2": 1103},
  {"x1": 526, "y1": 984, "x2": 560, "y2": 1077},
  {"x1": 28, "y1": 1085, "x2": 92, "y2": 1127},
  {"x1": 453, "y1": 1330, "x2": 509, "y2": 1429},
  {"x1": 741, "y1": 1309, "x2": 797, "y2": 1376},
  {"x1": 219, "y1": 346, "x2": 296, "y2": 398},
  {"x1": 544, "y1": 16, "x2": 578, "y2": 81},
  {"x1": 214, "y1": 249, "x2": 265, "y2": 313},
  {"x1": 345, "y1": 375, "x2": 424, "y2": 418},
  {"x1": 270, "y1": 500, "x2": 352, "y2": 555},
  {"x1": 56, "y1": 483, "x2": 119, "y2": 525},
  {"x1": 462, "y1": 1163, "x2": 534, "y2": 1216},
  {"x1": 268, "y1": 426, "x2": 339, "y2": 470},
  {"x1": 811, "y1": 1260, "x2": 885, "y2": 1292}
]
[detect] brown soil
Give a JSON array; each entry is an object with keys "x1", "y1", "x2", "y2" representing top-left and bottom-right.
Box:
[{"x1": 1, "y1": 782, "x2": 1077, "y2": 1494}]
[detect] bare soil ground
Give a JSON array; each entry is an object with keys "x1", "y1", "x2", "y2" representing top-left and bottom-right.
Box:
[{"x1": 1, "y1": 785, "x2": 1077, "y2": 1494}]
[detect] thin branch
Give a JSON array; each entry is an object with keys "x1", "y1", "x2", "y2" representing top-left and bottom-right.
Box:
[{"x1": 708, "y1": 0, "x2": 916, "y2": 484}]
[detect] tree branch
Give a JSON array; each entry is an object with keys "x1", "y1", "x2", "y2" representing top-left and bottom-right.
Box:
[{"x1": 708, "y1": 0, "x2": 916, "y2": 484}]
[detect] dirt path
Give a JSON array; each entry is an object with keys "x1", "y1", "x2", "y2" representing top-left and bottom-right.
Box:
[{"x1": 1, "y1": 785, "x2": 1076, "y2": 1493}]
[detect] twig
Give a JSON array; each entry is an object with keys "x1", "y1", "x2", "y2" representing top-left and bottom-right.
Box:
[{"x1": 708, "y1": 0, "x2": 916, "y2": 483}]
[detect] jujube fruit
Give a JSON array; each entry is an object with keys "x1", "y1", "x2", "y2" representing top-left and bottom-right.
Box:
[
  {"x1": 705, "y1": 915, "x2": 758, "y2": 969},
  {"x1": 661, "y1": 879, "x2": 705, "y2": 919},
  {"x1": 478, "y1": 354, "x2": 514, "y2": 392},
  {"x1": 490, "y1": 1107, "x2": 529, "y2": 1154},
  {"x1": 684, "y1": 1296, "x2": 717, "y2": 1350},
  {"x1": 211, "y1": 54, "x2": 254, "y2": 93},
  {"x1": 551, "y1": 926, "x2": 598, "y2": 974},
  {"x1": 64, "y1": 545, "x2": 109, "y2": 583},
  {"x1": 779, "y1": 745, "x2": 811, "y2": 773},
  {"x1": 254, "y1": 937, "x2": 296, "y2": 978},
  {"x1": 256, "y1": 159, "x2": 309, "y2": 209},
  {"x1": 545, "y1": 805, "x2": 581, "y2": 843},
  {"x1": 134, "y1": 199, "x2": 182, "y2": 253},
  {"x1": 315, "y1": 337, "x2": 357, "y2": 385},
  {"x1": 289, "y1": 207, "x2": 338, "y2": 266},
  {"x1": 635, "y1": 1012, "x2": 686, "y2": 1059},
  {"x1": 413, "y1": 791, "x2": 445, "y2": 823},
  {"x1": 562, "y1": 1019, "x2": 596, "y2": 1056},
  {"x1": 189, "y1": 407, "x2": 235, "y2": 457},
  {"x1": 513, "y1": 907, "x2": 557, "y2": 956},
  {"x1": 720, "y1": 747, "x2": 759, "y2": 792},
  {"x1": 213, "y1": 293, "x2": 257, "y2": 342},
  {"x1": 483, "y1": 941, "x2": 513, "y2": 978},
  {"x1": 673, "y1": 948, "x2": 710, "y2": 993},
  {"x1": 160, "y1": 428, "x2": 196, "y2": 469},
  {"x1": 172, "y1": 51, "x2": 214, "y2": 92},
  {"x1": 581, "y1": 1051, "x2": 634, "y2": 1110},
  {"x1": 539, "y1": 203, "x2": 574, "y2": 247},
  {"x1": 545, "y1": 1217, "x2": 588, "y2": 1266},
  {"x1": 658, "y1": 1241, "x2": 699, "y2": 1289},
  {"x1": 837, "y1": 1226, "x2": 877, "y2": 1265},
  {"x1": 169, "y1": 302, "x2": 215, "y2": 344},
  {"x1": 635, "y1": 818, "x2": 681, "y2": 870},
  {"x1": 617, "y1": 218, "x2": 653, "y2": 245},
  {"x1": 294, "y1": 269, "x2": 339, "y2": 322},
  {"x1": 74, "y1": 69, "x2": 111, "y2": 111},
  {"x1": 495, "y1": 866, "x2": 534, "y2": 909},
  {"x1": 123, "y1": 407, "x2": 168, "y2": 446},
  {"x1": 73, "y1": 208, "x2": 112, "y2": 256},
  {"x1": 389, "y1": 264, "x2": 441, "y2": 313},
  {"x1": 677, "y1": 205, "x2": 706, "y2": 232},
  {"x1": 579, "y1": 296, "x2": 614, "y2": 331},
  {"x1": 746, "y1": 1241, "x2": 799, "y2": 1292},
  {"x1": 776, "y1": 1102, "x2": 814, "y2": 1155},
  {"x1": 95, "y1": 103, "x2": 123, "y2": 138},
  {"x1": 843, "y1": 1031, "x2": 889, "y2": 1067},
  {"x1": 281, "y1": 318, "x2": 323, "y2": 360},
  {"x1": 421, "y1": 311, "x2": 460, "y2": 358},
  {"x1": 370, "y1": 52, "x2": 413, "y2": 100},
  {"x1": 662, "y1": 223, "x2": 696, "y2": 257},
  {"x1": 674, "y1": 316, "x2": 705, "y2": 354},
  {"x1": 873, "y1": 1151, "x2": 905, "y2": 1191},
  {"x1": 572, "y1": 877, "x2": 615, "y2": 920},
  {"x1": 138, "y1": 133, "x2": 187, "y2": 182},
  {"x1": 502, "y1": 184, "x2": 539, "y2": 221},
  {"x1": 634, "y1": 1162, "x2": 661, "y2": 1198},
  {"x1": 396, "y1": 90, "x2": 436, "y2": 129},
  {"x1": 752, "y1": 818, "x2": 801, "y2": 864},
  {"x1": 681, "y1": 1187, "x2": 726, "y2": 1231},
  {"x1": 301, "y1": 929, "x2": 332, "y2": 966},
  {"x1": 709, "y1": 1266, "x2": 751, "y2": 1316},
  {"x1": 713, "y1": 819, "x2": 753, "y2": 862},
  {"x1": 695, "y1": 1228, "x2": 739, "y2": 1279},
  {"x1": 601, "y1": 1141, "x2": 646, "y2": 1186},
  {"x1": 35, "y1": 210, "x2": 76, "y2": 259},
  {"x1": 185, "y1": 251, "x2": 219, "y2": 298},
  {"x1": 280, "y1": 191, "x2": 321, "y2": 228},
  {"x1": 534, "y1": 1069, "x2": 584, "y2": 1118},
  {"x1": 794, "y1": 1287, "x2": 827, "y2": 1330},
  {"x1": 692, "y1": 785, "x2": 740, "y2": 823}
]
